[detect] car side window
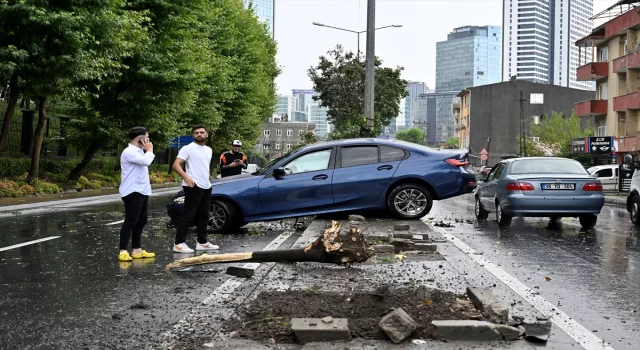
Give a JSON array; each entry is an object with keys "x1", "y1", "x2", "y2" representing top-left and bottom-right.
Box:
[
  {"x1": 341, "y1": 146, "x2": 379, "y2": 168},
  {"x1": 380, "y1": 146, "x2": 406, "y2": 162},
  {"x1": 596, "y1": 168, "x2": 612, "y2": 178},
  {"x1": 283, "y1": 149, "x2": 332, "y2": 174},
  {"x1": 488, "y1": 164, "x2": 504, "y2": 181}
]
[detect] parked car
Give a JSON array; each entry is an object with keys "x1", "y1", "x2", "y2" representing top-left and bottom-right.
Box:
[
  {"x1": 475, "y1": 157, "x2": 605, "y2": 229},
  {"x1": 623, "y1": 155, "x2": 640, "y2": 224},
  {"x1": 587, "y1": 164, "x2": 619, "y2": 191},
  {"x1": 167, "y1": 138, "x2": 477, "y2": 231},
  {"x1": 215, "y1": 163, "x2": 260, "y2": 179}
]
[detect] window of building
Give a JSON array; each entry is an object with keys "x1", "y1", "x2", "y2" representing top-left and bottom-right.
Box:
[
  {"x1": 275, "y1": 143, "x2": 281, "y2": 150},
  {"x1": 286, "y1": 143, "x2": 292, "y2": 150},
  {"x1": 598, "y1": 82, "x2": 608, "y2": 100},
  {"x1": 597, "y1": 120, "x2": 606, "y2": 136},
  {"x1": 263, "y1": 144, "x2": 269, "y2": 149},
  {"x1": 287, "y1": 129, "x2": 293, "y2": 136},
  {"x1": 478, "y1": 71, "x2": 485, "y2": 75},
  {"x1": 530, "y1": 93, "x2": 544, "y2": 104},
  {"x1": 264, "y1": 129, "x2": 270, "y2": 136},
  {"x1": 276, "y1": 129, "x2": 282, "y2": 136},
  {"x1": 340, "y1": 146, "x2": 379, "y2": 168}
]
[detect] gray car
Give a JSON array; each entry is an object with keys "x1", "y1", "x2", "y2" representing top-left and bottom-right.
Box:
[{"x1": 475, "y1": 157, "x2": 605, "y2": 229}]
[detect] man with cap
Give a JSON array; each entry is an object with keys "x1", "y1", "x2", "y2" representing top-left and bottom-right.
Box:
[{"x1": 219, "y1": 140, "x2": 248, "y2": 178}]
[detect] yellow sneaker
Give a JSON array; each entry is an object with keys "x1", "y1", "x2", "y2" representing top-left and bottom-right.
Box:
[
  {"x1": 118, "y1": 252, "x2": 133, "y2": 262},
  {"x1": 132, "y1": 250, "x2": 156, "y2": 259}
]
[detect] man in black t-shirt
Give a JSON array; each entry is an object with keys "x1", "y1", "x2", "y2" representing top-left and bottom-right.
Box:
[{"x1": 219, "y1": 140, "x2": 248, "y2": 177}]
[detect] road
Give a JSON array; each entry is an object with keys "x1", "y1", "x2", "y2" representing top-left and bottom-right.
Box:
[
  {"x1": 429, "y1": 195, "x2": 640, "y2": 350},
  {"x1": 0, "y1": 192, "x2": 302, "y2": 350}
]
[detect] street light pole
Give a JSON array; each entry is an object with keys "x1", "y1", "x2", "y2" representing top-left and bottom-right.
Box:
[
  {"x1": 364, "y1": 0, "x2": 376, "y2": 132},
  {"x1": 312, "y1": 22, "x2": 402, "y2": 60}
]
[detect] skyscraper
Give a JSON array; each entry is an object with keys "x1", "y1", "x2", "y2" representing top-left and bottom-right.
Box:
[
  {"x1": 245, "y1": 0, "x2": 275, "y2": 36},
  {"x1": 436, "y1": 26, "x2": 502, "y2": 93},
  {"x1": 308, "y1": 101, "x2": 330, "y2": 139},
  {"x1": 404, "y1": 82, "x2": 428, "y2": 129},
  {"x1": 502, "y1": 0, "x2": 594, "y2": 90}
]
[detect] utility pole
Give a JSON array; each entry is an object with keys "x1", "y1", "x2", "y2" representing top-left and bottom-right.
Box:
[
  {"x1": 518, "y1": 91, "x2": 528, "y2": 157},
  {"x1": 364, "y1": 0, "x2": 376, "y2": 132}
]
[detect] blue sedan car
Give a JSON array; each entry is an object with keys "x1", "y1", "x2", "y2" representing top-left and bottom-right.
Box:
[
  {"x1": 475, "y1": 157, "x2": 605, "y2": 229},
  {"x1": 167, "y1": 138, "x2": 477, "y2": 231}
]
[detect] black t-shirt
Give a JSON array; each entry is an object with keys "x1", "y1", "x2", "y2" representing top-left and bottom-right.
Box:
[{"x1": 219, "y1": 151, "x2": 247, "y2": 177}]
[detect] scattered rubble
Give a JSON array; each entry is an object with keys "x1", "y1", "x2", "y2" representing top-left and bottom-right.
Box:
[
  {"x1": 522, "y1": 321, "x2": 552, "y2": 343},
  {"x1": 379, "y1": 307, "x2": 418, "y2": 344},
  {"x1": 434, "y1": 221, "x2": 454, "y2": 228}
]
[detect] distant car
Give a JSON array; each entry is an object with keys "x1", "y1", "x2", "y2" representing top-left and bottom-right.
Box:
[
  {"x1": 587, "y1": 164, "x2": 619, "y2": 191},
  {"x1": 216, "y1": 163, "x2": 260, "y2": 179},
  {"x1": 475, "y1": 157, "x2": 604, "y2": 229},
  {"x1": 167, "y1": 138, "x2": 477, "y2": 231},
  {"x1": 623, "y1": 155, "x2": 640, "y2": 224}
]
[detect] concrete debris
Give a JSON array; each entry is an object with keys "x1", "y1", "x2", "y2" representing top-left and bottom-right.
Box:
[
  {"x1": 348, "y1": 221, "x2": 360, "y2": 227},
  {"x1": 390, "y1": 238, "x2": 415, "y2": 253},
  {"x1": 226, "y1": 266, "x2": 255, "y2": 278},
  {"x1": 512, "y1": 315, "x2": 525, "y2": 322},
  {"x1": 414, "y1": 243, "x2": 437, "y2": 252},
  {"x1": 321, "y1": 316, "x2": 333, "y2": 324},
  {"x1": 393, "y1": 224, "x2": 410, "y2": 231},
  {"x1": 466, "y1": 287, "x2": 509, "y2": 323},
  {"x1": 349, "y1": 215, "x2": 366, "y2": 222},
  {"x1": 416, "y1": 285, "x2": 443, "y2": 303},
  {"x1": 431, "y1": 320, "x2": 503, "y2": 341},
  {"x1": 522, "y1": 321, "x2": 552, "y2": 343},
  {"x1": 495, "y1": 324, "x2": 522, "y2": 341},
  {"x1": 393, "y1": 232, "x2": 414, "y2": 239},
  {"x1": 412, "y1": 234, "x2": 427, "y2": 241},
  {"x1": 291, "y1": 318, "x2": 351, "y2": 343},
  {"x1": 379, "y1": 307, "x2": 418, "y2": 344},
  {"x1": 371, "y1": 245, "x2": 395, "y2": 254}
]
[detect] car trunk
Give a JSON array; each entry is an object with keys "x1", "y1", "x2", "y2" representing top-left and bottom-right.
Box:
[{"x1": 511, "y1": 174, "x2": 599, "y2": 197}]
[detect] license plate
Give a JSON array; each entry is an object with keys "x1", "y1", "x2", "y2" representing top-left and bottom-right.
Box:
[{"x1": 541, "y1": 183, "x2": 575, "y2": 190}]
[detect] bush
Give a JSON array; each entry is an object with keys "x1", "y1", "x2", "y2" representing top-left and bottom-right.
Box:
[
  {"x1": 149, "y1": 171, "x2": 174, "y2": 184},
  {"x1": 34, "y1": 181, "x2": 60, "y2": 194}
]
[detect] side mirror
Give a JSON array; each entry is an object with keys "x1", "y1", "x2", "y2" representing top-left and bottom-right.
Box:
[
  {"x1": 623, "y1": 154, "x2": 633, "y2": 165},
  {"x1": 273, "y1": 167, "x2": 286, "y2": 178}
]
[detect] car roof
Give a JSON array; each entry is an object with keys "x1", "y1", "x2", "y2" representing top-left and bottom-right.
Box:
[
  {"x1": 500, "y1": 157, "x2": 580, "y2": 164},
  {"x1": 302, "y1": 138, "x2": 437, "y2": 152}
]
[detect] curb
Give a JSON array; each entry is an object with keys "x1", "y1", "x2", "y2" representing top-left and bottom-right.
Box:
[{"x1": 604, "y1": 197, "x2": 625, "y2": 207}]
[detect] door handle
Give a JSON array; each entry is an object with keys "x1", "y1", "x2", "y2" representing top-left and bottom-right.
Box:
[
  {"x1": 377, "y1": 165, "x2": 393, "y2": 171},
  {"x1": 312, "y1": 174, "x2": 328, "y2": 180}
]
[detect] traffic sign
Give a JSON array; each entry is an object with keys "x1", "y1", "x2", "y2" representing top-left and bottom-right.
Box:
[
  {"x1": 480, "y1": 148, "x2": 488, "y2": 155},
  {"x1": 481, "y1": 154, "x2": 488, "y2": 161}
]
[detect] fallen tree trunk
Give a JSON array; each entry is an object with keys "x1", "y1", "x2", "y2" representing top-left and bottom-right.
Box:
[{"x1": 166, "y1": 220, "x2": 372, "y2": 271}]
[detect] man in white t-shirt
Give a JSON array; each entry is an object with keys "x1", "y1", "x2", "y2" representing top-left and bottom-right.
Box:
[{"x1": 172, "y1": 125, "x2": 219, "y2": 253}]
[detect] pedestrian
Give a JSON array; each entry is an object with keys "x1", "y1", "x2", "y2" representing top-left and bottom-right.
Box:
[
  {"x1": 118, "y1": 127, "x2": 156, "y2": 262},
  {"x1": 219, "y1": 140, "x2": 248, "y2": 178},
  {"x1": 172, "y1": 125, "x2": 219, "y2": 253}
]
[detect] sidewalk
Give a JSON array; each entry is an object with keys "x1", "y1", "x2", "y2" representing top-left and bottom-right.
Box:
[{"x1": 604, "y1": 195, "x2": 626, "y2": 207}]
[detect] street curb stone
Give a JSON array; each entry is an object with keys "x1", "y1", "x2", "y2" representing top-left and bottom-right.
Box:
[
  {"x1": 379, "y1": 307, "x2": 418, "y2": 343},
  {"x1": 291, "y1": 318, "x2": 351, "y2": 343},
  {"x1": 391, "y1": 238, "x2": 415, "y2": 253},
  {"x1": 372, "y1": 245, "x2": 395, "y2": 254},
  {"x1": 431, "y1": 320, "x2": 503, "y2": 341},
  {"x1": 414, "y1": 243, "x2": 437, "y2": 252},
  {"x1": 394, "y1": 224, "x2": 410, "y2": 231},
  {"x1": 466, "y1": 287, "x2": 509, "y2": 323},
  {"x1": 393, "y1": 232, "x2": 414, "y2": 239}
]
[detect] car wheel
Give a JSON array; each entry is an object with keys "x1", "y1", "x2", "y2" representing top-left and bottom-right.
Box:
[
  {"x1": 631, "y1": 196, "x2": 640, "y2": 226},
  {"x1": 387, "y1": 184, "x2": 433, "y2": 219},
  {"x1": 579, "y1": 214, "x2": 597, "y2": 230},
  {"x1": 495, "y1": 201, "x2": 512, "y2": 227},
  {"x1": 208, "y1": 199, "x2": 241, "y2": 232},
  {"x1": 475, "y1": 196, "x2": 489, "y2": 220}
]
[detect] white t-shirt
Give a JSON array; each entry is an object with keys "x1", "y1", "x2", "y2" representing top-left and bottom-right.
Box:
[
  {"x1": 119, "y1": 144, "x2": 155, "y2": 197},
  {"x1": 176, "y1": 142, "x2": 213, "y2": 189}
]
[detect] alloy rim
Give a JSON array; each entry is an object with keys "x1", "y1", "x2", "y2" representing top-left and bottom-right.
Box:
[
  {"x1": 208, "y1": 203, "x2": 227, "y2": 229},
  {"x1": 634, "y1": 203, "x2": 639, "y2": 222},
  {"x1": 475, "y1": 197, "x2": 480, "y2": 216},
  {"x1": 394, "y1": 189, "x2": 427, "y2": 216},
  {"x1": 497, "y1": 204, "x2": 502, "y2": 221}
]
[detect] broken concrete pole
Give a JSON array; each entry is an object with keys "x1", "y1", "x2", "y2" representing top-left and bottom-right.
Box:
[
  {"x1": 414, "y1": 243, "x2": 437, "y2": 252},
  {"x1": 379, "y1": 307, "x2": 418, "y2": 344},
  {"x1": 431, "y1": 320, "x2": 503, "y2": 341},
  {"x1": 394, "y1": 224, "x2": 410, "y2": 231},
  {"x1": 466, "y1": 287, "x2": 509, "y2": 323},
  {"x1": 372, "y1": 245, "x2": 395, "y2": 254},
  {"x1": 226, "y1": 266, "x2": 255, "y2": 278},
  {"x1": 391, "y1": 238, "x2": 415, "y2": 253},
  {"x1": 291, "y1": 318, "x2": 351, "y2": 343},
  {"x1": 393, "y1": 232, "x2": 414, "y2": 239},
  {"x1": 495, "y1": 324, "x2": 522, "y2": 341},
  {"x1": 349, "y1": 215, "x2": 366, "y2": 222}
]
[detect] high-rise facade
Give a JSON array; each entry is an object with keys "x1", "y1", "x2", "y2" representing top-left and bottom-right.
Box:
[
  {"x1": 436, "y1": 26, "x2": 502, "y2": 93},
  {"x1": 245, "y1": 0, "x2": 274, "y2": 36},
  {"x1": 275, "y1": 95, "x2": 289, "y2": 119},
  {"x1": 290, "y1": 89, "x2": 316, "y2": 122},
  {"x1": 502, "y1": 0, "x2": 594, "y2": 90},
  {"x1": 308, "y1": 102, "x2": 330, "y2": 139},
  {"x1": 404, "y1": 82, "x2": 427, "y2": 129}
]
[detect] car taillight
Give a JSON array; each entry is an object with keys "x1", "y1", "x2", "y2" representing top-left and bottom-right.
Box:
[
  {"x1": 506, "y1": 182, "x2": 534, "y2": 191},
  {"x1": 583, "y1": 183, "x2": 603, "y2": 191},
  {"x1": 445, "y1": 159, "x2": 469, "y2": 167}
]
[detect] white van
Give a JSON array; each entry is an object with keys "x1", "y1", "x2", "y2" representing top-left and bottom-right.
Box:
[{"x1": 587, "y1": 164, "x2": 619, "y2": 191}]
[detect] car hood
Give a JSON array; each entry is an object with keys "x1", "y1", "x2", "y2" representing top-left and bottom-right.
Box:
[{"x1": 211, "y1": 173, "x2": 256, "y2": 185}]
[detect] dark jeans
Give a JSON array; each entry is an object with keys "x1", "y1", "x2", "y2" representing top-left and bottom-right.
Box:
[
  {"x1": 175, "y1": 186, "x2": 211, "y2": 245},
  {"x1": 119, "y1": 192, "x2": 149, "y2": 250}
]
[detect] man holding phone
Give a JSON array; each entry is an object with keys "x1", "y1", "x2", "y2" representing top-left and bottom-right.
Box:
[
  {"x1": 118, "y1": 127, "x2": 156, "y2": 262},
  {"x1": 219, "y1": 140, "x2": 247, "y2": 178},
  {"x1": 172, "y1": 125, "x2": 219, "y2": 253}
]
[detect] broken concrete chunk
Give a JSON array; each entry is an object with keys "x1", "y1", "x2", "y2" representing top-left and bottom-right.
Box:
[
  {"x1": 414, "y1": 243, "x2": 437, "y2": 252},
  {"x1": 393, "y1": 232, "x2": 414, "y2": 239},
  {"x1": 372, "y1": 245, "x2": 395, "y2": 254},
  {"x1": 416, "y1": 286, "x2": 443, "y2": 302},
  {"x1": 466, "y1": 287, "x2": 509, "y2": 323},
  {"x1": 226, "y1": 266, "x2": 255, "y2": 278},
  {"x1": 522, "y1": 321, "x2": 552, "y2": 343},
  {"x1": 394, "y1": 224, "x2": 410, "y2": 231},
  {"x1": 412, "y1": 234, "x2": 428, "y2": 241},
  {"x1": 291, "y1": 318, "x2": 351, "y2": 343},
  {"x1": 379, "y1": 307, "x2": 418, "y2": 344},
  {"x1": 391, "y1": 238, "x2": 415, "y2": 253},
  {"x1": 495, "y1": 324, "x2": 522, "y2": 341},
  {"x1": 512, "y1": 315, "x2": 525, "y2": 322},
  {"x1": 349, "y1": 215, "x2": 366, "y2": 222},
  {"x1": 348, "y1": 220, "x2": 360, "y2": 227},
  {"x1": 431, "y1": 320, "x2": 503, "y2": 341},
  {"x1": 321, "y1": 316, "x2": 333, "y2": 324}
]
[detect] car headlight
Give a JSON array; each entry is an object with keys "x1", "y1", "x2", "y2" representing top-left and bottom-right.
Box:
[{"x1": 173, "y1": 196, "x2": 185, "y2": 204}]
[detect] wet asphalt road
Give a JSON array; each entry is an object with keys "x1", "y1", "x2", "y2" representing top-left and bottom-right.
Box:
[
  {"x1": 430, "y1": 195, "x2": 640, "y2": 350},
  {"x1": 0, "y1": 193, "x2": 298, "y2": 350}
]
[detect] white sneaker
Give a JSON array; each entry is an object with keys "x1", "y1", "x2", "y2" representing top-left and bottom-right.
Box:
[
  {"x1": 173, "y1": 243, "x2": 194, "y2": 253},
  {"x1": 196, "y1": 242, "x2": 220, "y2": 251}
]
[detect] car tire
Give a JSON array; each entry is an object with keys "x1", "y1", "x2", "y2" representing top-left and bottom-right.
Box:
[
  {"x1": 579, "y1": 214, "x2": 597, "y2": 230},
  {"x1": 495, "y1": 201, "x2": 512, "y2": 227},
  {"x1": 475, "y1": 196, "x2": 489, "y2": 220},
  {"x1": 208, "y1": 199, "x2": 242, "y2": 232},
  {"x1": 387, "y1": 184, "x2": 433, "y2": 219},
  {"x1": 631, "y1": 195, "x2": 640, "y2": 226}
]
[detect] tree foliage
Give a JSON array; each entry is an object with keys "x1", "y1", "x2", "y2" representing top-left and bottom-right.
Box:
[
  {"x1": 395, "y1": 127, "x2": 425, "y2": 144},
  {"x1": 522, "y1": 111, "x2": 595, "y2": 157},
  {"x1": 445, "y1": 137, "x2": 460, "y2": 149},
  {"x1": 308, "y1": 46, "x2": 407, "y2": 138}
]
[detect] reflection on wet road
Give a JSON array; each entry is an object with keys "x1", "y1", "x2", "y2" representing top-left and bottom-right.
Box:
[
  {"x1": 431, "y1": 195, "x2": 640, "y2": 350},
  {"x1": 0, "y1": 193, "x2": 293, "y2": 349}
]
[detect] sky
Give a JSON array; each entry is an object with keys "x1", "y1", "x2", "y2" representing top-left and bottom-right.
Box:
[{"x1": 273, "y1": 0, "x2": 618, "y2": 96}]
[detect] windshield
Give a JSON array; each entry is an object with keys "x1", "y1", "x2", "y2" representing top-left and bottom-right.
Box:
[
  {"x1": 510, "y1": 159, "x2": 589, "y2": 175},
  {"x1": 255, "y1": 155, "x2": 286, "y2": 175}
]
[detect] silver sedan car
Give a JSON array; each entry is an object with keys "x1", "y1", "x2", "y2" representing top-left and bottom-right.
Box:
[{"x1": 475, "y1": 157, "x2": 605, "y2": 229}]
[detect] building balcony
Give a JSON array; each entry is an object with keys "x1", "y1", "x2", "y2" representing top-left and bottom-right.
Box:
[
  {"x1": 576, "y1": 62, "x2": 609, "y2": 81},
  {"x1": 574, "y1": 100, "x2": 608, "y2": 117},
  {"x1": 613, "y1": 53, "x2": 640, "y2": 73},
  {"x1": 613, "y1": 89, "x2": 640, "y2": 111}
]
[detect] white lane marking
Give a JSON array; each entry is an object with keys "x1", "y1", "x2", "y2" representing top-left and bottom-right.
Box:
[
  {"x1": 0, "y1": 236, "x2": 61, "y2": 252},
  {"x1": 427, "y1": 221, "x2": 614, "y2": 350},
  {"x1": 105, "y1": 219, "x2": 125, "y2": 226}
]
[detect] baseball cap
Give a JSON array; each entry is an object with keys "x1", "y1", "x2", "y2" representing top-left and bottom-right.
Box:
[{"x1": 232, "y1": 140, "x2": 242, "y2": 147}]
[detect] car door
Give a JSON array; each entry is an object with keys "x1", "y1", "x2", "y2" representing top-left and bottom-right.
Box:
[
  {"x1": 480, "y1": 163, "x2": 505, "y2": 210},
  {"x1": 332, "y1": 145, "x2": 403, "y2": 207},
  {"x1": 593, "y1": 167, "x2": 615, "y2": 190},
  {"x1": 257, "y1": 148, "x2": 335, "y2": 216}
]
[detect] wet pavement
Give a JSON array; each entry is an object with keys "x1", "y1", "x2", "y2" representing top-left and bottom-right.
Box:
[
  {"x1": 428, "y1": 195, "x2": 640, "y2": 350},
  {"x1": 0, "y1": 192, "x2": 301, "y2": 350}
]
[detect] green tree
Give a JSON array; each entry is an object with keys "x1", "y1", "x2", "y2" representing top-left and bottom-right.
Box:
[
  {"x1": 445, "y1": 137, "x2": 460, "y2": 149},
  {"x1": 395, "y1": 127, "x2": 425, "y2": 144},
  {"x1": 308, "y1": 46, "x2": 407, "y2": 138},
  {"x1": 522, "y1": 111, "x2": 595, "y2": 157}
]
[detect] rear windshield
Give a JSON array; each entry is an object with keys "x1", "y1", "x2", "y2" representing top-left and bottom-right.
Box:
[{"x1": 509, "y1": 159, "x2": 588, "y2": 175}]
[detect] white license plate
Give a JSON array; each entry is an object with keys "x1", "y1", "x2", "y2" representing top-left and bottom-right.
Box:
[{"x1": 541, "y1": 183, "x2": 575, "y2": 190}]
